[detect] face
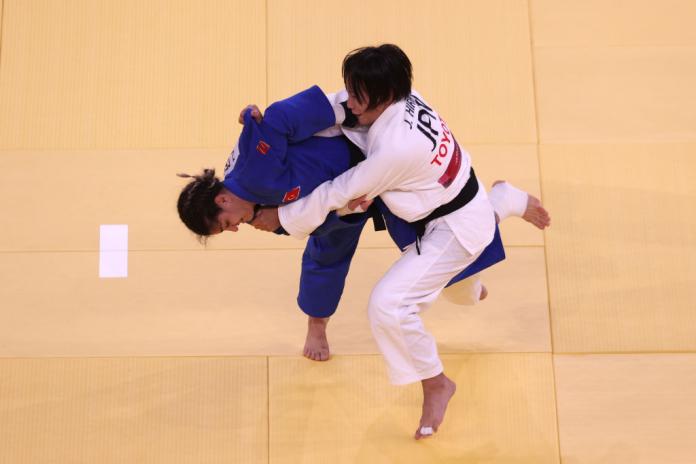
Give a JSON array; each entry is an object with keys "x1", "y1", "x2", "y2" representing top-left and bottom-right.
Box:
[
  {"x1": 346, "y1": 85, "x2": 391, "y2": 126},
  {"x1": 211, "y1": 189, "x2": 255, "y2": 234}
]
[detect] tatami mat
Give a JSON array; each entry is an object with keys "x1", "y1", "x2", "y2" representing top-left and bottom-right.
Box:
[
  {"x1": 554, "y1": 354, "x2": 696, "y2": 463},
  {"x1": 531, "y1": 0, "x2": 696, "y2": 47},
  {"x1": 269, "y1": 354, "x2": 559, "y2": 464},
  {"x1": 0, "y1": 0, "x2": 266, "y2": 150},
  {"x1": 0, "y1": 247, "x2": 546, "y2": 357},
  {"x1": 534, "y1": 46, "x2": 696, "y2": 143},
  {"x1": 0, "y1": 357, "x2": 268, "y2": 464},
  {"x1": 541, "y1": 143, "x2": 696, "y2": 353},
  {"x1": 531, "y1": 0, "x2": 696, "y2": 143},
  {"x1": 0, "y1": 149, "x2": 224, "y2": 252},
  {"x1": 3, "y1": 1, "x2": 696, "y2": 462},
  {"x1": 267, "y1": 0, "x2": 537, "y2": 144},
  {"x1": 0, "y1": 0, "x2": 4, "y2": 58}
]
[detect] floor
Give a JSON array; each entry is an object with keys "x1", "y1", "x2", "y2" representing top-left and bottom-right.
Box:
[{"x1": 1, "y1": 1, "x2": 695, "y2": 463}]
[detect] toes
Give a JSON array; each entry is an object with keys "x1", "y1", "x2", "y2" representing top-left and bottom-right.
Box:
[
  {"x1": 304, "y1": 349, "x2": 330, "y2": 361},
  {"x1": 415, "y1": 425, "x2": 434, "y2": 440}
]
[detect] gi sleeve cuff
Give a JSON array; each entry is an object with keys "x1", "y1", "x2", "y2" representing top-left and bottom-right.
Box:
[
  {"x1": 324, "y1": 89, "x2": 350, "y2": 125},
  {"x1": 278, "y1": 202, "x2": 312, "y2": 239}
]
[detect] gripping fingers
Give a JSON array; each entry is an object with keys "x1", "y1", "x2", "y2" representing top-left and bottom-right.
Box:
[{"x1": 239, "y1": 104, "x2": 263, "y2": 124}]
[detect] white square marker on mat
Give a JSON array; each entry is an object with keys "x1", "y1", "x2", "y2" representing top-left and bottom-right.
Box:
[{"x1": 99, "y1": 225, "x2": 128, "y2": 278}]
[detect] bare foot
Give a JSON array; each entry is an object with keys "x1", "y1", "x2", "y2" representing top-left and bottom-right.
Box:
[
  {"x1": 303, "y1": 317, "x2": 330, "y2": 361},
  {"x1": 479, "y1": 284, "x2": 488, "y2": 301},
  {"x1": 523, "y1": 194, "x2": 551, "y2": 230},
  {"x1": 491, "y1": 180, "x2": 550, "y2": 230},
  {"x1": 415, "y1": 373, "x2": 457, "y2": 440}
]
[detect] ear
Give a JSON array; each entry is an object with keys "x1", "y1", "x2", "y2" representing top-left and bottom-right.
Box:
[{"x1": 214, "y1": 192, "x2": 227, "y2": 207}]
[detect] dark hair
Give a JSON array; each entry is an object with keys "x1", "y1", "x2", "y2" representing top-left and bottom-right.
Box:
[
  {"x1": 342, "y1": 44, "x2": 412, "y2": 110},
  {"x1": 176, "y1": 168, "x2": 224, "y2": 239}
]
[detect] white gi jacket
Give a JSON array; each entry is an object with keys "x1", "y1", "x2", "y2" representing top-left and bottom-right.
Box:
[{"x1": 279, "y1": 90, "x2": 495, "y2": 255}]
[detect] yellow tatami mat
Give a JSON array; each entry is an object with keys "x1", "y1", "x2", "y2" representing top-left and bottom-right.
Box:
[
  {"x1": 269, "y1": 354, "x2": 559, "y2": 464},
  {"x1": 267, "y1": 0, "x2": 536, "y2": 144},
  {"x1": 0, "y1": 357, "x2": 268, "y2": 464},
  {"x1": 534, "y1": 46, "x2": 696, "y2": 142},
  {"x1": 0, "y1": 0, "x2": 3, "y2": 52},
  {"x1": 531, "y1": 0, "x2": 696, "y2": 46},
  {"x1": 4, "y1": 0, "x2": 696, "y2": 462},
  {"x1": 554, "y1": 354, "x2": 696, "y2": 463},
  {"x1": 0, "y1": 0, "x2": 266, "y2": 150},
  {"x1": 0, "y1": 247, "x2": 547, "y2": 357},
  {"x1": 541, "y1": 143, "x2": 696, "y2": 353},
  {"x1": 531, "y1": 0, "x2": 696, "y2": 143},
  {"x1": 0, "y1": 149, "x2": 228, "y2": 252}
]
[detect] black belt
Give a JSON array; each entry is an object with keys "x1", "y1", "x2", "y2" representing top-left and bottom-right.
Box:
[
  {"x1": 345, "y1": 137, "x2": 386, "y2": 231},
  {"x1": 411, "y1": 167, "x2": 479, "y2": 254}
]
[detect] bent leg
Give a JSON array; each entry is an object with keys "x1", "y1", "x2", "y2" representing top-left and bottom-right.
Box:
[
  {"x1": 367, "y1": 219, "x2": 485, "y2": 438},
  {"x1": 368, "y1": 220, "x2": 481, "y2": 383},
  {"x1": 298, "y1": 218, "x2": 367, "y2": 360}
]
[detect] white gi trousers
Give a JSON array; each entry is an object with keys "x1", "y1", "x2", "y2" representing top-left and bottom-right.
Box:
[{"x1": 368, "y1": 215, "x2": 486, "y2": 385}]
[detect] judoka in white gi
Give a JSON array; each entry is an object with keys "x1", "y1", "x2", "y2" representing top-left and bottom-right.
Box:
[{"x1": 250, "y1": 44, "x2": 550, "y2": 439}]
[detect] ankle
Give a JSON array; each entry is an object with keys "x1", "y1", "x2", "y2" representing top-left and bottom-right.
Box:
[
  {"x1": 308, "y1": 316, "x2": 329, "y2": 327},
  {"x1": 422, "y1": 373, "x2": 449, "y2": 390}
]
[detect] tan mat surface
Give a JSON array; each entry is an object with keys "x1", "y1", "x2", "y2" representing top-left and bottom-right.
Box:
[
  {"x1": 0, "y1": 357, "x2": 268, "y2": 464},
  {"x1": 3, "y1": 0, "x2": 696, "y2": 462},
  {"x1": 534, "y1": 46, "x2": 696, "y2": 143},
  {"x1": 531, "y1": 0, "x2": 696, "y2": 143},
  {"x1": 531, "y1": 0, "x2": 696, "y2": 47},
  {"x1": 0, "y1": 0, "x2": 266, "y2": 150},
  {"x1": 554, "y1": 354, "x2": 696, "y2": 463},
  {"x1": 269, "y1": 354, "x2": 559, "y2": 464},
  {"x1": 541, "y1": 143, "x2": 696, "y2": 353},
  {"x1": 0, "y1": 247, "x2": 547, "y2": 357}
]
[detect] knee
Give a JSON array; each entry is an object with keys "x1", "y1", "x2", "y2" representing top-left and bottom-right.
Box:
[{"x1": 367, "y1": 282, "x2": 399, "y2": 329}]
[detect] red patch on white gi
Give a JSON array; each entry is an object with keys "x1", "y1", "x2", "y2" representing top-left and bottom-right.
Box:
[
  {"x1": 256, "y1": 140, "x2": 270, "y2": 155},
  {"x1": 283, "y1": 186, "x2": 301, "y2": 203},
  {"x1": 438, "y1": 141, "x2": 462, "y2": 188}
]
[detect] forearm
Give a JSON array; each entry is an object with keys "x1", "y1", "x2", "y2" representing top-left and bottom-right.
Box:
[{"x1": 279, "y1": 156, "x2": 401, "y2": 238}]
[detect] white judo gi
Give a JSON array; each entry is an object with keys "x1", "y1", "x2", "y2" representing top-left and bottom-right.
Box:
[{"x1": 279, "y1": 90, "x2": 496, "y2": 385}]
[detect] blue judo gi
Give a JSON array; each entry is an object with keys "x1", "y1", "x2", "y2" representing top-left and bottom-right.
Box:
[{"x1": 223, "y1": 86, "x2": 505, "y2": 317}]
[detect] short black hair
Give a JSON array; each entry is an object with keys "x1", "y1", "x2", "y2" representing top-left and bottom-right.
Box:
[
  {"x1": 342, "y1": 44, "x2": 412, "y2": 110},
  {"x1": 176, "y1": 168, "x2": 224, "y2": 239}
]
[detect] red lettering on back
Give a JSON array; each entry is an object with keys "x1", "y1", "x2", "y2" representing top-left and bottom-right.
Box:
[{"x1": 431, "y1": 117, "x2": 453, "y2": 165}]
